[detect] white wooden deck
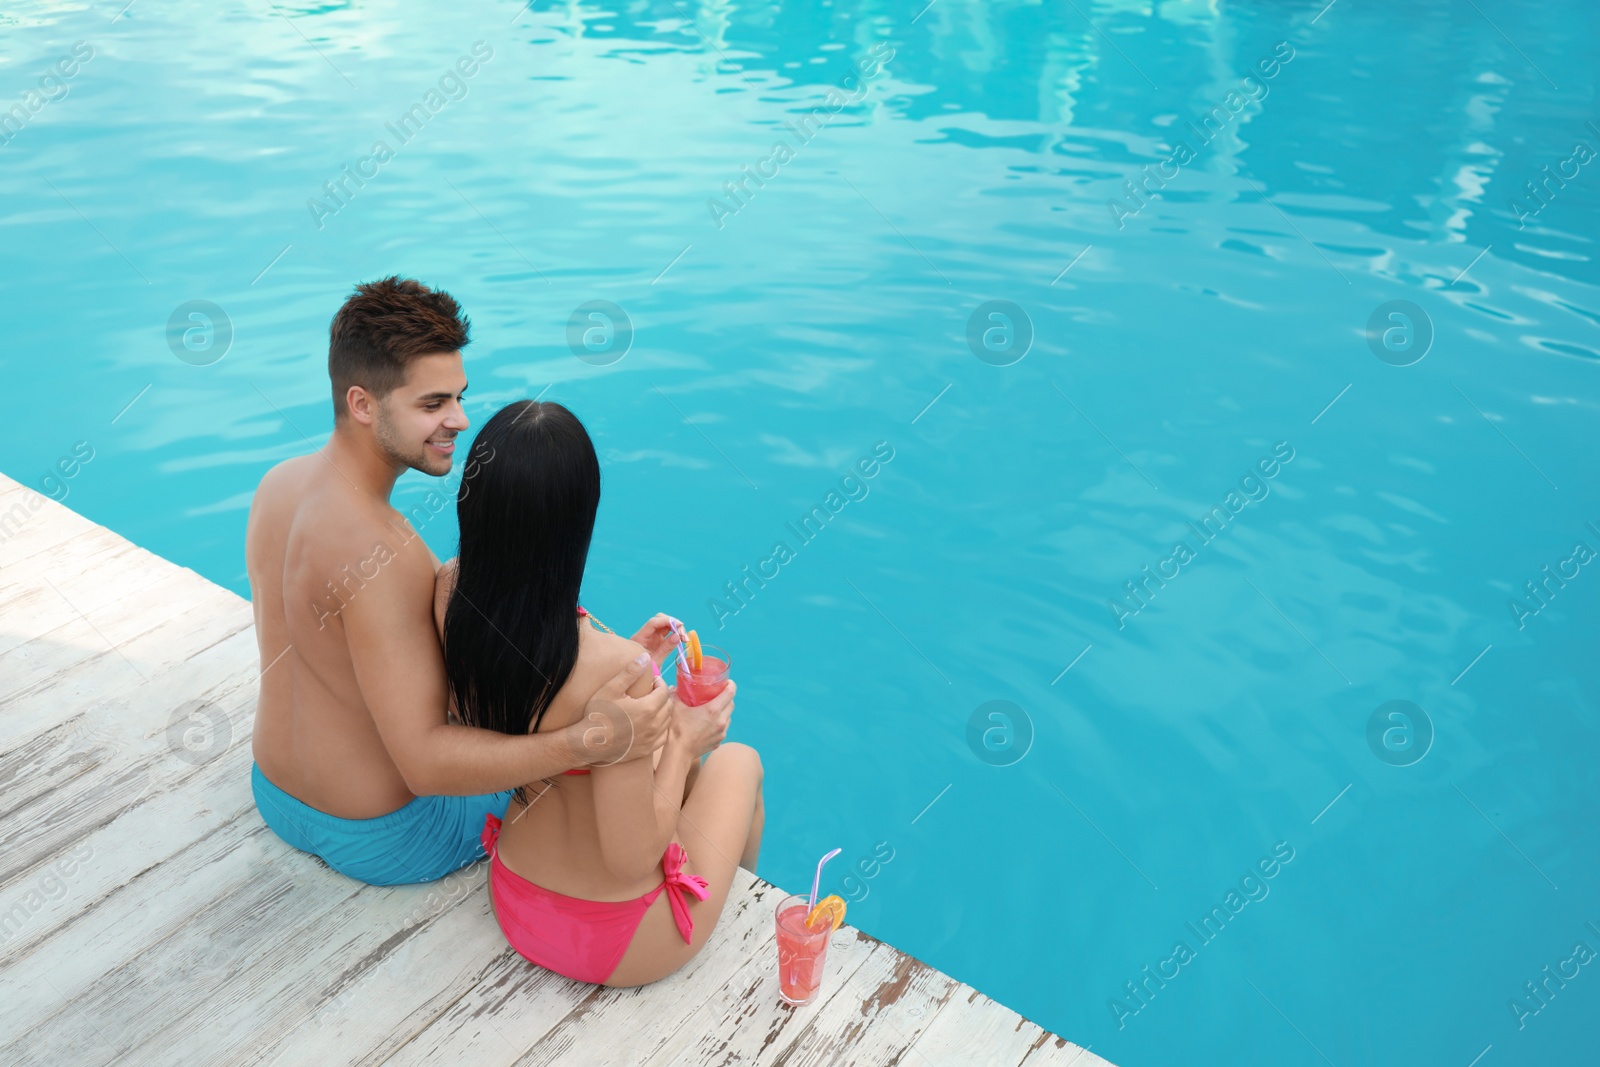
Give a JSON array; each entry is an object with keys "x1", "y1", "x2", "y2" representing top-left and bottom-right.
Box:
[{"x1": 0, "y1": 470, "x2": 1110, "y2": 1067}]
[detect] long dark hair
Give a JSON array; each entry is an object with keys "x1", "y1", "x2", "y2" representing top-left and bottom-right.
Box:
[{"x1": 443, "y1": 401, "x2": 600, "y2": 738}]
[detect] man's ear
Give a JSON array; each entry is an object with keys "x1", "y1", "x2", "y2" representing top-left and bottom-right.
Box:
[{"x1": 346, "y1": 385, "x2": 376, "y2": 426}]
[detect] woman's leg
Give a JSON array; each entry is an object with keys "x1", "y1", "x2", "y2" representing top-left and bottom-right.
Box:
[
  {"x1": 602, "y1": 742, "x2": 763, "y2": 987},
  {"x1": 741, "y1": 785, "x2": 764, "y2": 870},
  {"x1": 682, "y1": 755, "x2": 702, "y2": 804}
]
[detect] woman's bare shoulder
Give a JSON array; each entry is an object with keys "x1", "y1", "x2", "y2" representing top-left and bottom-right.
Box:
[
  {"x1": 579, "y1": 626, "x2": 649, "y2": 678},
  {"x1": 573, "y1": 626, "x2": 653, "y2": 697},
  {"x1": 540, "y1": 626, "x2": 650, "y2": 732}
]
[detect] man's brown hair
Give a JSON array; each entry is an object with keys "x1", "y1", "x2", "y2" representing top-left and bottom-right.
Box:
[{"x1": 328, "y1": 276, "x2": 471, "y2": 420}]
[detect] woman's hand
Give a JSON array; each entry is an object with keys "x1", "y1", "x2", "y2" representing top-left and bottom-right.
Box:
[
  {"x1": 630, "y1": 613, "x2": 683, "y2": 666},
  {"x1": 670, "y1": 680, "x2": 735, "y2": 759}
]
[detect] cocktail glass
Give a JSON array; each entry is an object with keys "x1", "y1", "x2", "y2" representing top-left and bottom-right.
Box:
[
  {"x1": 775, "y1": 893, "x2": 833, "y2": 1005},
  {"x1": 674, "y1": 645, "x2": 730, "y2": 707}
]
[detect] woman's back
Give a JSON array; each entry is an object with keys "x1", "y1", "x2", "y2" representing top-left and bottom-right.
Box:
[{"x1": 434, "y1": 562, "x2": 662, "y2": 901}]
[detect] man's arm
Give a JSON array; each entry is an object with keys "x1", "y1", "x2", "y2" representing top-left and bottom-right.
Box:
[{"x1": 344, "y1": 543, "x2": 665, "y2": 795}]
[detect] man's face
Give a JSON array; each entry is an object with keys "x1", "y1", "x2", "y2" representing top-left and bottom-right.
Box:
[{"x1": 372, "y1": 352, "x2": 469, "y2": 477}]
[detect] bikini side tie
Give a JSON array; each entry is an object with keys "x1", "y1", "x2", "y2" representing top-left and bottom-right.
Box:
[{"x1": 656, "y1": 841, "x2": 710, "y2": 943}]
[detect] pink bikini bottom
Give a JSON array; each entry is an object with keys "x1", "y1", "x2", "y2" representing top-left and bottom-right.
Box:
[{"x1": 481, "y1": 813, "x2": 710, "y2": 984}]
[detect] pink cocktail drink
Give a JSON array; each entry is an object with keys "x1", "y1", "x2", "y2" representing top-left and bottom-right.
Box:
[
  {"x1": 675, "y1": 647, "x2": 729, "y2": 707},
  {"x1": 775, "y1": 894, "x2": 832, "y2": 1005}
]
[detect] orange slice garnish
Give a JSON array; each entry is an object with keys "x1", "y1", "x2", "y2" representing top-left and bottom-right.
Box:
[
  {"x1": 806, "y1": 894, "x2": 846, "y2": 932},
  {"x1": 686, "y1": 630, "x2": 703, "y2": 671}
]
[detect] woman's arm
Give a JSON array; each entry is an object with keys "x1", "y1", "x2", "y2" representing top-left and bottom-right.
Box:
[
  {"x1": 589, "y1": 675, "x2": 739, "y2": 881},
  {"x1": 588, "y1": 640, "x2": 695, "y2": 883},
  {"x1": 590, "y1": 730, "x2": 696, "y2": 883}
]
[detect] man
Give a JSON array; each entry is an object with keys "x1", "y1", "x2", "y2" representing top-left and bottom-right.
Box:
[{"x1": 245, "y1": 276, "x2": 729, "y2": 885}]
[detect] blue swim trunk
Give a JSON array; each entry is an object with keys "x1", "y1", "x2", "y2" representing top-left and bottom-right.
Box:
[{"x1": 251, "y1": 763, "x2": 513, "y2": 886}]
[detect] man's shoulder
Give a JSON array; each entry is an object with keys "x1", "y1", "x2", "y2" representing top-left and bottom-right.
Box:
[
  {"x1": 249, "y1": 456, "x2": 303, "y2": 529},
  {"x1": 309, "y1": 509, "x2": 432, "y2": 584},
  {"x1": 286, "y1": 491, "x2": 433, "y2": 612},
  {"x1": 255, "y1": 454, "x2": 319, "y2": 501}
]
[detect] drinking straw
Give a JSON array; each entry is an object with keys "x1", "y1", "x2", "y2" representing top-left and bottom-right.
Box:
[
  {"x1": 666, "y1": 616, "x2": 691, "y2": 673},
  {"x1": 808, "y1": 848, "x2": 842, "y2": 910}
]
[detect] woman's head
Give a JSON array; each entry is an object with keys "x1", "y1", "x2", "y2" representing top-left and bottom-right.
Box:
[{"x1": 443, "y1": 401, "x2": 600, "y2": 738}]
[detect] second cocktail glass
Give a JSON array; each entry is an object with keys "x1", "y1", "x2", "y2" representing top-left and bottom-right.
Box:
[{"x1": 775, "y1": 893, "x2": 832, "y2": 1005}]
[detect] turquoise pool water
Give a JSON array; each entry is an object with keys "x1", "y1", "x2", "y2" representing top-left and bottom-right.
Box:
[{"x1": 5, "y1": 1, "x2": 1598, "y2": 1062}]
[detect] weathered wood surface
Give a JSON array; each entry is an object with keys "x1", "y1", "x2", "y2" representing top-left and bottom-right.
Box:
[{"x1": 0, "y1": 472, "x2": 1111, "y2": 1067}]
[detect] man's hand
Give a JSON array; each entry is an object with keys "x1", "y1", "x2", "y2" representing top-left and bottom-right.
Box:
[
  {"x1": 630, "y1": 613, "x2": 683, "y2": 666},
  {"x1": 575, "y1": 653, "x2": 671, "y2": 767},
  {"x1": 671, "y1": 680, "x2": 735, "y2": 759}
]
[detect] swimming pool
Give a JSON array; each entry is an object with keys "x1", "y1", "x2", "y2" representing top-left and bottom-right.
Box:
[{"x1": 5, "y1": 0, "x2": 1598, "y2": 1062}]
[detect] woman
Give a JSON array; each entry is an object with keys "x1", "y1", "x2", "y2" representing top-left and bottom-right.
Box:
[{"x1": 432, "y1": 400, "x2": 764, "y2": 987}]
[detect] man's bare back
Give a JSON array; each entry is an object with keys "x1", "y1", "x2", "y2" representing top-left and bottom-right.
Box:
[{"x1": 248, "y1": 450, "x2": 443, "y2": 818}]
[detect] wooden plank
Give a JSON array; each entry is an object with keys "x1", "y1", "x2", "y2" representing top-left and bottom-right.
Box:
[
  {"x1": 0, "y1": 690, "x2": 255, "y2": 938},
  {"x1": 0, "y1": 626, "x2": 255, "y2": 843},
  {"x1": 0, "y1": 492, "x2": 245, "y2": 655},
  {"x1": 768, "y1": 940, "x2": 957, "y2": 1066},
  {"x1": 0, "y1": 527, "x2": 148, "y2": 637},
  {"x1": 0, "y1": 592, "x2": 254, "y2": 753},
  {"x1": 366, "y1": 945, "x2": 595, "y2": 1067},
  {"x1": 0, "y1": 522, "x2": 142, "y2": 597},
  {"x1": 248, "y1": 876, "x2": 513, "y2": 1067},
  {"x1": 381, "y1": 872, "x2": 778, "y2": 1067},
  {"x1": 910, "y1": 985, "x2": 1108, "y2": 1066},
  {"x1": 0, "y1": 812, "x2": 315, "y2": 1057},
  {"x1": 141, "y1": 871, "x2": 507, "y2": 1067},
  {"x1": 0, "y1": 627, "x2": 252, "y2": 820},
  {"x1": 0, "y1": 535, "x2": 232, "y2": 660},
  {"x1": 0, "y1": 608, "x2": 260, "y2": 947},
  {"x1": 1018, "y1": 1035, "x2": 1114, "y2": 1067},
  {"x1": 633, "y1": 923, "x2": 885, "y2": 1065},
  {"x1": 0, "y1": 747, "x2": 264, "y2": 1024},
  {"x1": 0, "y1": 477, "x2": 102, "y2": 570},
  {"x1": 9, "y1": 813, "x2": 513, "y2": 1066},
  {"x1": 0, "y1": 713, "x2": 98, "y2": 828},
  {"x1": 508, "y1": 871, "x2": 781, "y2": 1067},
  {"x1": 0, "y1": 614, "x2": 123, "y2": 715}
]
